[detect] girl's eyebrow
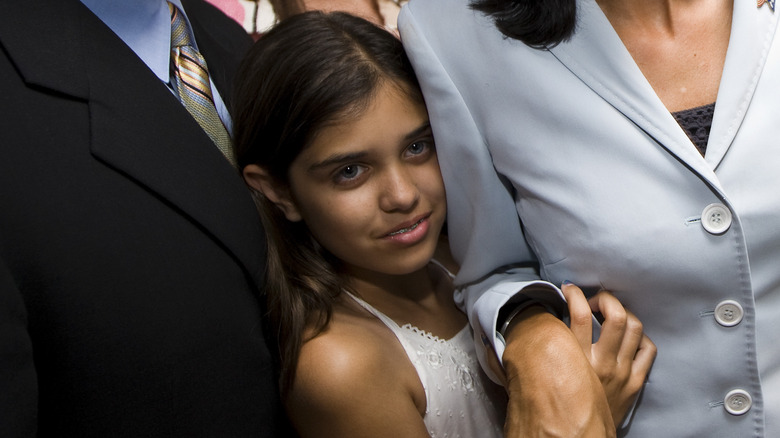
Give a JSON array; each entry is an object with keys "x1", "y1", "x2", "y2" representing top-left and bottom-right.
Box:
[
  {"x1": 403, "y1": 121, "x2": 432, "y2": 142},
  {"x1": 307, "y1": 151, "x2": 369, "y2": 173},
  {"x1": 307, "y1": 121, "x2": 432, "y2": 173}
]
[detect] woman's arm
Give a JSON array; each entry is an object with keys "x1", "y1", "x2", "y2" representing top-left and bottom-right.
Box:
[
  {"x1": 501, "y1": 284, "x2": 656, "y2": 435},
  {"x1": 502, "y1": 308, "x2": 616, "y2": 437},
  {"x1": 399, "y1": 5, "x2": 618, "y2": 436}
]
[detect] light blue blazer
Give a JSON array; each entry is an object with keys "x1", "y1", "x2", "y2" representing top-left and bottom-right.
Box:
[{"x1": 400, "y1": 0, "x2": 780, "y2": 435}]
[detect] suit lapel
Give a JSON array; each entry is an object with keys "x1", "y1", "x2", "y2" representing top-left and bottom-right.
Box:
[
  {"x1": 548, "y1": 0, "x2": 720, "y2": 186},
  {"x1": 0, "y1": 0, "x2": 89, "y2": 101},
  {"x1": 1, "y1": 0, "x2": 265, "y2": 288},
  {"x1": 707, "y1": 0, "x2": 779, "y2": 169},
  {"x1": 85, "y1": 8, "x2": 266, "y2": 287}
]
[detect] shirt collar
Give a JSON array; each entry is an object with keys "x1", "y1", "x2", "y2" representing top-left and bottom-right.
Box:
[{"x1": 80, "y1": 0, "x2": 189, "y2": 83}]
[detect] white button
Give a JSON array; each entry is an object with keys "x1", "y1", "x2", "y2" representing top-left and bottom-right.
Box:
[
  {"x1": 724, "y1": 389, "x2": 752, "y2": 415},
  {"x1": 701, "y1": 203, "x2": 732, "y2": 235},
  {"x1": 714, "y1": 300, "x2": 744, "y2": 327}
]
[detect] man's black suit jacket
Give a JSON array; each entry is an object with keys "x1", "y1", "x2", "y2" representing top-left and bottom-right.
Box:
[{"x1": 0, "y1": 0, "x2": 287, "y2": 436}]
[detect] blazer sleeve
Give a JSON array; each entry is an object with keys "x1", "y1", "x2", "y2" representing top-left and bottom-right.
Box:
[
  {"x1": 399, "y1": 5, "x2": 567, "y2": 383},
  {"x1": 0, "y1": 259, "x2": 37, "y2": 437}
]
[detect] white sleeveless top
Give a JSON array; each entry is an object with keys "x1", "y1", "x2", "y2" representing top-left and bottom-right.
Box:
[{"x1": 344, "y1": 264, "x2": 506, "y2": 438}]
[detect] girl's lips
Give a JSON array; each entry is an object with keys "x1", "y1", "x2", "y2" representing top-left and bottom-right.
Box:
[
  {"x1": 383, "y1": 215, "x2": 431, "y2": 245},
  {"x1": 384, "y1": 213, "x2": 430, "y2": 236},
  {"x1": 387, "y1": 218, "x2": 424, "y2": 236}
]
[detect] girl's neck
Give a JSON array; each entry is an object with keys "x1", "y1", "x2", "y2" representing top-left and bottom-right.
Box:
[
  {"x1": 343, "y1": 261, "x2": 467, "y2": 338},
  {"x1": 346, "y1": 263, "x2": 439, "y2": 306}
]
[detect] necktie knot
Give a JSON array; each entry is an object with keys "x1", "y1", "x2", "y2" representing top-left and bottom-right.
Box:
[
  {"x1": 169, "y1": 2, "x2": 193, "y2": 48},
  {"x1": 168, "y1": 1, "x2": 236, "y2": 167}
]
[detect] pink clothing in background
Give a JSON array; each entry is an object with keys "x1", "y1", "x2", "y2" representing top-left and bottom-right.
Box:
[{"x1": 206, "y1": 0, "x2": 245, "y2": 24}]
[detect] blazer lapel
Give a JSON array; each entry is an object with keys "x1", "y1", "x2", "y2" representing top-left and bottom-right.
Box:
[
  {"x1": 0, "y1": 0, "x2": 89, "y2": 101},
  {"x1": 1, "y1": 0, "x2": 265, "y2": 288},
  {"x1": 707, "y1": 0, "x2": 779, "y2": 169},
  {"x1": 85, "y1": 15, "x2": 266, "y2": 287},
  {"x1": 548, "y1": 0, "x2": 720, "y2": 186}
]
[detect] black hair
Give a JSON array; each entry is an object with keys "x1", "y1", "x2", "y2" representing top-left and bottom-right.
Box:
[{"x1": 470, "y1": 0, "x2": 577, "y2": 48}]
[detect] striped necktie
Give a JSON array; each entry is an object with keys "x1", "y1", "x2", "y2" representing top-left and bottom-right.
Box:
[{"x1": 169, "y1": 2, "x2": 236, "y2": 167}]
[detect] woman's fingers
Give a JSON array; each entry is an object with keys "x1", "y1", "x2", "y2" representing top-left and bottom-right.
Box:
[
  {"x1": 588, "y1": 291, "x2": 628, "y2": 359},
  {"x1": 562, "y1": 285, "x2": 657, "y2": 424},
  {"x1": 630, "y1": 334, "x2": 657, "y2": 389},
  {"x1": 561, "y1": 282, "x2": 594, "y2": 352},
  {"x1": 588, "y1": 292, "x2": 650, "y2": 389},
  {"x1": 617, "y1": 309, "x2": 645, "y2": 365}
]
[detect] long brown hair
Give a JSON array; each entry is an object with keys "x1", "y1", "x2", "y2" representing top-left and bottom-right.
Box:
[{"x1": 231, "y1": 11, "x2": 425, "y2": 397}]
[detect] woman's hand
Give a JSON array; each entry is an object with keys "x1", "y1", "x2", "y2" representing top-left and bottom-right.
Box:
[
  {"x1": 561, "y1": 282, "x2": 657, "y2": 426},
  {"x1": 502, "y1": 308, "x2": 615, "y2": 437}
]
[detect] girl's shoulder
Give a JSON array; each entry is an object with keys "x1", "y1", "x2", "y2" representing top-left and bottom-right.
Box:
[
  {"x1": 286, "y1": 301, "x2": 428, "y2": 437},
  {"x1": 293, "y1": 301, "x2": 417, "y2": 395}
]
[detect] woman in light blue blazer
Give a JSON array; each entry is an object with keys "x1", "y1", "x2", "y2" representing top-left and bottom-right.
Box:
[{"x1": 400, "y1": 0, "x2": 780, "y2": 436}]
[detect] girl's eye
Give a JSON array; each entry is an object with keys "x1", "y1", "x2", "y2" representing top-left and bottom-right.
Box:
[
  {"x1": 334, "y1": 164, "x2": 365, "y2": 183},
  {"x1": 406, "y1": 140, "x2": 434, "y2": 157}
]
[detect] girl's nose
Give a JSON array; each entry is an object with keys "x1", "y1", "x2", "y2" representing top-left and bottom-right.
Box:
[{"x1": 378, "y1": 165, "x2": 420, "y2": 213}]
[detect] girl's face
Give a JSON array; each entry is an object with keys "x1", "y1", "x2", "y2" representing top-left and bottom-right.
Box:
[{"x1": 271, "y1": 82, "x2": 446, "y2": 280}]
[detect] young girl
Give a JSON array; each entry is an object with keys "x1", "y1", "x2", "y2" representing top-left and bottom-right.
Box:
[{"x1": 231, "y1": 11, "x2": 654, "y2": 437}]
